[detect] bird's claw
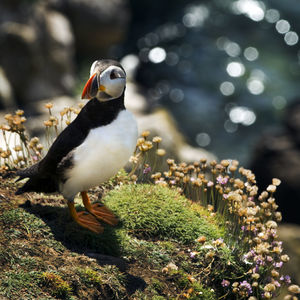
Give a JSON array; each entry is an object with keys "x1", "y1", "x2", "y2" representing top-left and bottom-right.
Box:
[
  {"x1": 89, "y1": 203, "x2": 119, "y2": 226},
  {"x1": 76, "y1": 210, "x2": 104, "y2": 233}
]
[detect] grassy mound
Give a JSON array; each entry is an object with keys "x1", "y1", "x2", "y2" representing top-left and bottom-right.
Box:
[
  {"x1": 0, "y1": 179, "x2": 228, "y2": 299},
  {"x1": 105, "y1": 184, "x2": 225, "y2": 244}
]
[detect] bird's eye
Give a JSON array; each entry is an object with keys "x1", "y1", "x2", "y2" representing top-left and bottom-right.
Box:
[
  {"x1": 109, "y1": 69, "x2": 125, "y2": 80},
  {"x1": 110, "y1": 70, "x2": 118, "y2": 80}
]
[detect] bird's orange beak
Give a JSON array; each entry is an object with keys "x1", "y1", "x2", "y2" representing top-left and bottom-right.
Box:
[{"x1": 81, "y1": 73, "x2": 98, "y2": 99}]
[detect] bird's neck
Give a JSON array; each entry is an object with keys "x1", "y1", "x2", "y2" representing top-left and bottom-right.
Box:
[{"x1": 80, "y1": 93, "x2": 125, "y2": 129}]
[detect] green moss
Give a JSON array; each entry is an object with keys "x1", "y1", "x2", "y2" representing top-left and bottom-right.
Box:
[
  {"x1": 41, "y1": 271, "x2": 72, "y2": 299},
  {"x1": 77, "y1": 266, "x2": 127, "y2": 298},
  {"x1": 77, "y1": 267, "x2": 102, "y2": 287},
  {"x1": 104, "y1": 184, "x2": 224, "y2": 244}
]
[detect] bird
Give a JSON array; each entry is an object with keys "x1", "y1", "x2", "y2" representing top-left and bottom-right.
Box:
[{"x1": 15, "y1": 59, "x2": 138, "y2": 233}]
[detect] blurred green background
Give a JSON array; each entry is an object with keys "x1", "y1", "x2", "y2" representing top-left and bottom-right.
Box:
[{"x1": 123, "y1": 0, "x2": 300, "y2": 165}]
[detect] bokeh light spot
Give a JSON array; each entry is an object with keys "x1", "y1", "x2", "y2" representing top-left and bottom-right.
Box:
[
  {"x1": 224, "y1": 120, "x2": 238, "y2": 133},
  {"x1": 229, "y1": 106, "x2": 256, "y2": 126},
  {"x1": 216, "y1": 36, "x2": 230, "y2": 50},
  {"x1": 265, "y1": 9, "x2": 280, "y2": 23},
  {"x1": 169, "y1": 88, "x2": 184, "y2": 103},
  {"x1": 226, "y1": 62, "x2": 245, "y2": 77},
  {"x1": 148, "y1": 47, "x2": 167, "y2": 64},
  {"x1": 284, "y1": 31, "x2": 299, "y2": 46},
  {"x1": 232, "y1": 0, "x2": 265, "y2": 22},
  {"x1": 275, "y1": 20, "x2": 290, "y2": 34},
  {"x1": 220, "y1": 81, "x2": 235, "y2": 96},
  {"x1": 182, "y1": 5, "x2": 209, "y2": 28},
  {"x1": 196, "y1": 133, "x2": 211, "y2": 147},
  {"x1": 244, "y1": 47, "x2": 259, "y2": 61},
  {"x1": 272, "y1": 96, "x2": 287, "y2": 110},
  {"x1": 247, "y1": 78, "x2": 264, "y2": 95},
  {"x1": 225, "y1": 42, "x2": 241, "y2": 57}
]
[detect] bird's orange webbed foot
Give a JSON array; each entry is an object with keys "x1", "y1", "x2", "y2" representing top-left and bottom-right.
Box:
[
  {"x1": 68, "y1": 201, "x2": 104, "y2": 234},
  {"x1": 81, "y1": 191, "x2": 118, "y2": 226}
]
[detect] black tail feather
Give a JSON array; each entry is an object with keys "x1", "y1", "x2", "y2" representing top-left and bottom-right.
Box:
[
  {"x1": 15, "y1": 186, "x2": 26, "y2": 195},
  {"x1": 15, "y1": 164, "x2": 39, "y2": 195},
  {"x1": 15, "y1": 176, "x2": 35, "y2": 195},
  {"x1": 15, "y1": 163, "x2": 58, "y2": 195},
  {"x1": 16, "y1": 163, "x2": 39, "y2": 179}
]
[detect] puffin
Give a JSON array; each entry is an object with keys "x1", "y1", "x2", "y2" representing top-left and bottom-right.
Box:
[{"x1": 16, "y1": 59, "x2": 138, "y2": 233}]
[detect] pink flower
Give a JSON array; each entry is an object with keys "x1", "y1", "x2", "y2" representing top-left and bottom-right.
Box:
[
  {"x1": 216, "y1": 175, "x2": 228, "y2": 185},
  {"x1": 143, "y1": 166, "x2": 151, "y2": 174},
  {"x1": 221, "y1": 279, "x2": 230, "y2": 287}
]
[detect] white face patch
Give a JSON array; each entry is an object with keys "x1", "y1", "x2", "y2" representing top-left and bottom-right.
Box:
[{"x1": 99, "y1": 66, "x2": 126, "y2": 99}]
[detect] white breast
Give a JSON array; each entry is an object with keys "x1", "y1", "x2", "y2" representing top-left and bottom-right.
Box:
[{"x1": 61, "y1": 110, "x2": 138, "y2": 200}]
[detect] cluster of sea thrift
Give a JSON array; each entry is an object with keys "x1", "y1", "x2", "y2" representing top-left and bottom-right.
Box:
[
  {"x1": 129, "y1": 130, "x2": 166, "y2": 179},
  {"x1": 129, "y1": 131, "x2": 300, "y2": 300},
  {"x1": 0, "y1": 102, "x2": 83, "y2": 171},
  {"x1": 0, "y1": 110, "x2": 39, "y2": 170}
]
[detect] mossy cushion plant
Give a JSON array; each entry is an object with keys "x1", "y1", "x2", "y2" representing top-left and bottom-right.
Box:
[{"x1": 104, "y1": 183, "x2": 224, "y2": 244}]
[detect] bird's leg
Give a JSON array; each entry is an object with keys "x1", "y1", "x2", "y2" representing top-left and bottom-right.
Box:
[
  {"x1": 67, "y1": 201, "x2": 104, "y2": 233},
  {"x1": 81, "y1": 191, "x2": 118, "y2": 226}
]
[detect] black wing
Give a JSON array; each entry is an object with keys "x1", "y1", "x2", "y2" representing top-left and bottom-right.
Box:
[{"x1": 15, "y1": 112, "x2": 89, "y2": 194}]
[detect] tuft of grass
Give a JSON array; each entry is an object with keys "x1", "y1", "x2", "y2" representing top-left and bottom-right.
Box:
[
  {"x1": 77, "y1": 266, "x2": 127, "y2": 299},
  {"x1": 1, "y1": 208, "x2": 49, "y2": 236},
  {"x1": 100, "y1": 265, "x2": 127, "y2": 297},
  {"x1": 122, "y1": 237, "x2": 173, "y2": 266},
  {"x1": 0, "y1": 270, "x2": 41, "y2": 298},
  {"x1": 104, "y1": 184, "x2": 225, "y2": 244},
  {"x1": 41, "y1": 271, "x2": 72, "y2": 298},
  {"x1": 151, "y1": 278, "x2": 164, "y2": 293}
]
